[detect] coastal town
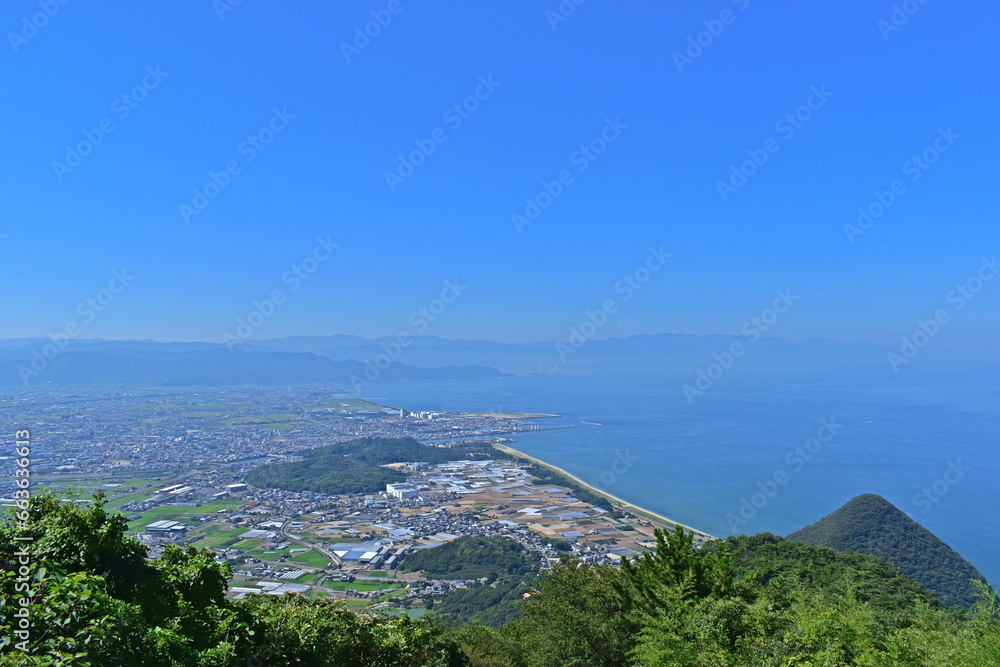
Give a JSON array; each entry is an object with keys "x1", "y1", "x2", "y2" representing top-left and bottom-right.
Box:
[{"x1": 0, "y1": 384, "x2": 713, "y2": 616}]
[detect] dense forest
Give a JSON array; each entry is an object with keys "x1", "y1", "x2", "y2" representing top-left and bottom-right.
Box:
[
  {"x1": 248, "y1": 454, "x2": 407, "y2": 495},
  {"x1": 401, "y1": 536, "x2": 538, "y2": 580},
  {"x1": 402, "y1": 537, "x2": 539, "y2": 628},
  {"x1": 789, "y1": 493, "x2": 989, "y2": 609},
  {"x1": 431, "y1": 576, "x2": 534, "y2": 629},
  {"x1": 2, "y1": 493, "x2": 999, "y2": 665},
  {"x1": 246, "y1": 436, "x2": 503, "y2": 495}
]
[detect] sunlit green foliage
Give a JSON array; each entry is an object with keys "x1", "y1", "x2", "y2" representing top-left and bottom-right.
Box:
[
  {"x1": 789, "y1": 493, "x2": 989, "y2": 609},
  {"x1": 0, "y1": 492, "x2": 457, "y2": 666},
  {"x1": 3, "y1": 494, "x2": 999, "y2": 666},
  {"x1": 453, "y1": 527, "x2": 1000, "y2": 667}
]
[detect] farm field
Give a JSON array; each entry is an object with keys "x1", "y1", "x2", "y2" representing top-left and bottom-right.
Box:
[
  {"x1": 126, "y1": 499, "x2": 242, "y2": 532},
  {"x1": 289, "y1": 549, "x2": 330, "y2": 568}
]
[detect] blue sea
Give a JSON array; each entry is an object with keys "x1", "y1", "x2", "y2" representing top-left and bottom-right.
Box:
[{"x1": 358, "y1": 369, "x2": 1000, "y2": 588}]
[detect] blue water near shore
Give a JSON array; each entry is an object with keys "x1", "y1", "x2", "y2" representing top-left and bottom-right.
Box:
[{"x1": 358, "y1": 369, "x2": 1000, "y2": 587}]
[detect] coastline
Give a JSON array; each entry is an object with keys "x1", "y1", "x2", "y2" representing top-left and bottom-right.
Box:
[
  {"x1": 469, "y1": 412, "x2": 561, "y2": 419},
  {"x1": 493, "y1": 443, "x2": 715, "y2": 541}
]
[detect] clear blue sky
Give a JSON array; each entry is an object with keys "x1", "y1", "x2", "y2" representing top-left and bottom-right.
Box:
[{"x1": 2, "y1": 0, "x2": 998, "y2": 346}]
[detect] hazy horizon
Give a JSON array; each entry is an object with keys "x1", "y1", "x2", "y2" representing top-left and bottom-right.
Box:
[
  {"x1": 0, "y1": 330, "x2": 892, "y2": 346},
  {"x1": 2, "y1": 2, "x2": 997, "y2": 353}
]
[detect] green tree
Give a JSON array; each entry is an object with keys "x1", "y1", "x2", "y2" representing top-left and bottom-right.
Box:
[
  {"x1": 0, "y1": 493, "x2": 149, "y2": 599},
  {"x1": 1, "y1": 492, "x2": 467, "y2": 666},
  {"x1": 235, "y1": 594, "x2": 461, "y2": 666},
  {"x1": 504, "y1": 561, "x2": 632, "y2": 667},
  {"x1": 0, "y1": 564, "x2": 144, "y2": 667}
]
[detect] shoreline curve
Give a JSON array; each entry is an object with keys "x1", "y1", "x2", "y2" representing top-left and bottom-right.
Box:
[{"x1": 493, "y1": 443, "x2": 715, "y2": 541}]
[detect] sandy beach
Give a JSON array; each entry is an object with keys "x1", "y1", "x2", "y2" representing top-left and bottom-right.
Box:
[
  {"x1": 469, "y1": 412, "x2": 561, "y2": 419},
  {"x1": 493, "y1": 443, "x2": 715, "y2": 540}
]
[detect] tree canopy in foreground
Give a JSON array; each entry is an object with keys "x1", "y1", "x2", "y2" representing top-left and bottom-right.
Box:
[{"x1": 2, "y1": 493, "x2": 999, "y2": 666}]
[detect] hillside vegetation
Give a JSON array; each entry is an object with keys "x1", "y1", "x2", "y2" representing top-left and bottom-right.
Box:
[
  {"x1": 405, "y1": 537, "x2": 540, "y2": 629},
  {"x1": 430, "y1": 577, "x2": 535, "y2": 628},
  {"x1": 0, "y1": 493, "x2": 459, "y2": 665},
  {"x1": 462, "y1": 529, "x2": 1000, "y2": 666},
  {"x1": 3, "y1": 492, "x2": 1000, "y2": 665},
  {"x1": 246, "y1": 436, "x2": 503, "y2": 495},
  {"x1": 788, "y1": 493, "x2": 989, "y2": 609},
  {"x1": 402, "y1": 536, "x2": 537, "y2": 580}
]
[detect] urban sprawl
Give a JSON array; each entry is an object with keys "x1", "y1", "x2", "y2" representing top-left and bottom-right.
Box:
[{"x1": 1, "y1": 385, "x2": 710, "y2": 614}]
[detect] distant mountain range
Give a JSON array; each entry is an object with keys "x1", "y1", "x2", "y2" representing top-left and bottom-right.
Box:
[
  {"x1": 238, "y1": 332, "x2": 889, "y2": 372},
  {"x1": 788, "y1": 493, "x2": 990, "y2": 609},
  {"x1": 0, "y1": 347, "x2": 501, "y2": 387},
  {"x1": 0, "y1": 331, "x2": 992, "y2": 386}
]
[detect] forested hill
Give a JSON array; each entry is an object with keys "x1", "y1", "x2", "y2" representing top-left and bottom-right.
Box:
[
  {"x1": 246, "y1": 436, "x2": 503, "y2": 495},
  {"x1": 788, "y1": 493, "x2": 990, "y2": 609},
  {"x1": 402, "y1": 536, "x2": 537, "y2": 580}
]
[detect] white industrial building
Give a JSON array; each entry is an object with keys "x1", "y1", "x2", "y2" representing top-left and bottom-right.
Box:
[
  {"x1": 385, "y1": 483, "x2": 419, "y2": 500},
  {"x1": 146, "y1": 520, "x2": 188, "y2": 535}
]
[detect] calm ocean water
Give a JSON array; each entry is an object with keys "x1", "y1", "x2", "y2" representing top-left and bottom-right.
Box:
[{"x1": 359, "y1": 369, "x2": 1000, "y2": 587}]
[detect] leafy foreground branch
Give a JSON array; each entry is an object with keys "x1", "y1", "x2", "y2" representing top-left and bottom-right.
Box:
[
  {"x1": 0, "y1": 493, "x2": 458, "y2": 666},
  {"x1": 2, "y1": 493, "x2": 999, "y2": 666}
]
